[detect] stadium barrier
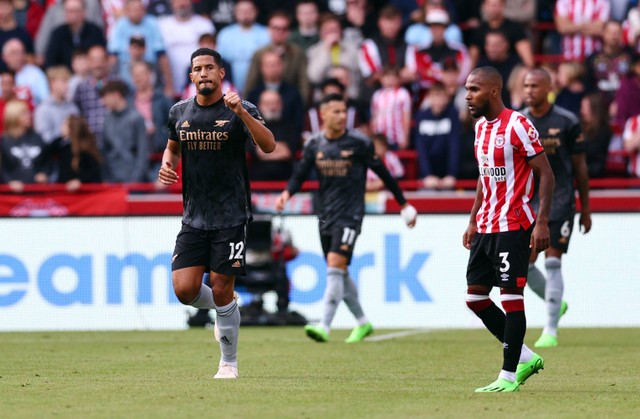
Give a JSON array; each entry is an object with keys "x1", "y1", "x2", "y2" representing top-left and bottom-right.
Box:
[{"x1": 0, "y1": 213, "x2": 638, "y2": 331}]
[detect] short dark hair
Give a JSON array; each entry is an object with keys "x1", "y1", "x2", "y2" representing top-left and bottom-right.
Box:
[
  {"x1": 190, "y1": 48, "x2": 223, "y2": 68},
  {"x1": 320, "y1": 77, "x2": 345, "y2": 93},
  {"x1": 99, "y1": 79, "x2": 129, "y2": 97},
  {"x1": 320, "y1": 93, "x2": 345, "y2": 106}
]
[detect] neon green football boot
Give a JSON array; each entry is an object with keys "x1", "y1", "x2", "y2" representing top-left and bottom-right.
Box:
[
  {"x1": 516, "y1": 352, "x2": 545, "y2": 384},
  {"x1": 345, "y1": 323, "x2": 373, "y2": 343},
  {"x1": 534, "y1": 333, "x2": 558, "y2": 348},
  {"x1": 474, "y1": 378, "x2": 520, "y2": 393},
  {"x1": 560, "y1": 300, "x2": 569, "y2": 318},
  {"x1": 304, "y1": 325, "x2": 329, "y2": 342}
]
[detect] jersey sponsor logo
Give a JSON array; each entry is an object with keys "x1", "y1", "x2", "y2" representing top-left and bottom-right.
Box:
[
  {"x1": 181, "y1": 120, "x2": 190, "y2": 128},
  {"x1": 548, "y1": 128, "x2": 561, "y2": 136},
  {"x1": 479, "y1": 165, "x2": 507, "y2": 181},
  {"x1": 214, "y1": 119, "x2": 229, "y2": 127},
  {"x1": 494, "y1": 134, "x2": 505, "y2": 148},
  {"x1": 340, "y1": 150, "x2": 354, "y2": 158}
]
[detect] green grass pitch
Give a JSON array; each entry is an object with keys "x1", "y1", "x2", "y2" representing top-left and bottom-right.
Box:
[{"x1": 1, "y1": 328, "x2": 639, "y2": 418}]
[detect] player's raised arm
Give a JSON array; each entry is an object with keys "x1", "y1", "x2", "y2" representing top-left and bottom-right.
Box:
[{"x1": 224, "y1": 91, "x2": 275, "y2": 153}]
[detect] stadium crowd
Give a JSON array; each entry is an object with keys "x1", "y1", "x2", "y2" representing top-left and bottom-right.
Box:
[{"x1": 2, "y1": 0, "x2": 640, "y2": 192}]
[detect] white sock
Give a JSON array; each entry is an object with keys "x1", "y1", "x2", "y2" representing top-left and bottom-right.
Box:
[
  {"x1": 527, "y1": 263, "x2": 546, "y2": 299},
  {"x1": 519, "y1": 343, "x2": 533, "y2": 363},
  {"x1": 320, "y1": 267, "x2": 345, "y2": 331},
  {"x1": 498, "y1": 370, "x2": 516, "y2": 382},
  {"x1": 188, "y1": 283, "x2": 216, "y2": 309},
  {"x1": 342, "y1": 272, "x2": 368, "y2": 325},
  {"x1": 215, "y1": 299, "x2": 240, "y2": 363},
  {"x1": 544, "y1": 257, "x2": 564, "y2": 337}
]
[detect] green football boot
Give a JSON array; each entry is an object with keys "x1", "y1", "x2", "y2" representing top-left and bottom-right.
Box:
[
  {"x1": 345, "y1": 323, "x2": 373, "y2": 343},
  {"x1": 304, "y1": 325, "x2": 329, "y2": 342},
  {"x1": 534, "y1": 333, "x2": 558, "y2": 348},
  {"x1": 560, "y1": 300, "x2": 569, "y2": 318},
  {"x1": 516, "y1": 352, "x2": 545, "y2": 384},
  {"x1": 474, "y1": 378, "x2": 520, "y2": 393}
]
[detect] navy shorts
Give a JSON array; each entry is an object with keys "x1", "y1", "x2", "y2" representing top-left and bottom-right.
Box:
[
  {"x1": 320, "y1": 224, "x2": 360, "y2": 265},
  {"x1": 172, "y1": 223, "x2": 246, "y2": 276},
  {"x1": 466, "y1": 226, "x2": 533, "y2": 288}
]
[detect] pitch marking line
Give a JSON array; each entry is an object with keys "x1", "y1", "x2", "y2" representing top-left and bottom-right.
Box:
[{"x1": 366, "y1": 329, "x2": 434, "y2": 342}]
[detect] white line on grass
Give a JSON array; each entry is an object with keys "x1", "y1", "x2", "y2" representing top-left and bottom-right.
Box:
[{"x1": 366, "y1": 329, "x2": 433, "y2": 342}]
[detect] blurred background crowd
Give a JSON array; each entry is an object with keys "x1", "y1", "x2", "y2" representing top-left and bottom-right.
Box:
[{"x1": 2, "y1": 0, "x2": 640, "y2": 193}]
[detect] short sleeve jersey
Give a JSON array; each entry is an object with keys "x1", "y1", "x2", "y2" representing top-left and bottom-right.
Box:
[
  {"x1": 521, "y1": 105, "x2": 585, "y2": 220},
  {"x1": 167, "y1": 96, "x2": 264, "y2": 230},
  {"x1": 474, "y1": 108, "x2": 545, "y2": 233},
  {"x1": 287, "y1": 130, "x2": 406, "y2": 234}
]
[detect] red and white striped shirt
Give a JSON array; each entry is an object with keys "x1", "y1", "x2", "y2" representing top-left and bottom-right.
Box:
[
  {"x1": 474, "y1": 109, "x2": 544, "y2": 233},
  {"x1": 555, "y1": 0, "x2": 610, "y2": 61},
  {"x1": 370, "y1": 86, "x2": 412, "y2": 148},
  {"x1": 623, "y1": 115, "x2": 640, "y2": 177}
]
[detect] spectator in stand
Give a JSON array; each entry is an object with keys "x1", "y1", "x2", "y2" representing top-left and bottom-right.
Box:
[
  {"x1": 405, "y1": 0, "x2": 464, "y2": 48},
  {"x1": 369, "y1": 66, "x2": 412, "y2": 150},
  {"x1": 413, "y1": 81, "x2": 460, "y2": 190},
  {"x1": 554, "y1": 0, "x2": 610, "y2": 62},
  {"x1": 0, "y1": 69, "x2": 33, "y2": 131},
  {"x1": 34, "y1": 66, "x2": 80, "y2": 145},
  {"x1": 469, "y1": 0, "x2": 534, "y2": 68},
  {"x1": 477, "y1": 29, "x2": 521, "y2": 108},
  {"x1": 216, "y1": 0, "x2": 269, "y2": 95},
  {"x1": 74, "y1": 45, "x2": 119, "y2": 148},
  {"x1": 307, "y1": 12, "x2": 361, "y2": 105},
  {"x1": 129, "y1": 60, "x2": 173, "y2": 178},
  {"x1": 35, "y1": 0, "x2": 105, "y2": 66},
  {"x1": 14, "y1": 0, "x2": 45, "y2": 41},
  {"x1": 406, "y1": 8, "x2": 471, "y2": 100},
  {"x1": 506, "y1": 64, "x2": 528, "y2": 110},
  {"x1": 288, "y1": 0, "x2": 320, "y2": 52},
  {"x1": 99, "y1": 79, "x2": 149, "y2": 183},
  {"x1": 43, "y1": 0, "x2": 106, "y2": 70},
  {"x1": 158, "y1": 0, "x2": 215, "y2": 97},
  {"x1": 108, "y1": 0, "x2": 174, "y2": 97},
  {"x1": 340, "y1": 0, "x2": 378, "y2": 47},
  {"x1": 181, "y1": 32, "x2": 236, "y2": 99},
  {"x1": 359, "y1": 5, "x2": 415, "y2": 98},
  {"x1": 503, "y1": 0, "x2": 536, "y2": 27},
  {"x1": 194, "y1": 0, "x2": 237, "y2": 32},
  {"x1": 439, "y1": 58, "x2": 467, "y2": 120},
  {"x1": 246, "y1": 50, "x2": 304, "y2": 135},
  {"x1": 623, "y1": 3, "x2": 640, "y2": 51},
  {"x1": 615, "y1": 53, "x2": 640, "y2": 130},
  {"x1": 56, "y1": 114, "x2": 103, "y2": 190},
  {"x1": 365, "y1": 132, "x2": 405, "y2": 192},
  {"x1": 249, "y1": 89, "x2": 299, "y2": 180},
  {"x1": 585, "y1": 20, "x2": 632, "y2": 109},
  {"x1": 453, "y1": 0, "x2": 482, "y2": 45},
  {"x1": 0, "y1": 0, "x2": 34, "y2": 67},
  {"x1": 303, "y1": 77, "x2": 362, "y2": 143},
  {"x1": 67, "y1": 48, "x2": 89, "y2": 100},
  {"x1": 0, "y1": 100, "x2": 49, "y2": 192},
  {"x1": 623, "y1": 110, "x2": 640, "y2": 177},
  {"x1": 2, "y1": 38, "x2": 49, "y2": 106},
  {"x1": 555, "y1": 61, "x2": 586, "y2": 117},
  {"x1": 580, "y1": 92, "x2": 612, "y2": 179},
  {"x1": 245, "y1": 10, "x2": 310, "y2": 105}
]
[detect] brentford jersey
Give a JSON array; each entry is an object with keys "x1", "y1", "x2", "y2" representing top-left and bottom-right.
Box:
[
  {"x1": 555, "y1": 0, "x2": 610, "y2": 61},
  {"x1": 474, "y1": 108, "x2": 545, "y2": 233}
]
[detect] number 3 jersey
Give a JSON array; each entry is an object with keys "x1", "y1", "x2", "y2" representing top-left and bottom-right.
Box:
[
  {"x1": 474, "y1": 108, "x2": 545, "y2": 233},
  {"x1": 167, "y1": 96, "x2": 264, "y2": 230}
]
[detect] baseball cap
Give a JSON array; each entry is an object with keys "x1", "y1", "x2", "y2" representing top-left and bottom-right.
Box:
[{"x1": 425, "y1": 9, "x2": 449, "y2": 26}]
